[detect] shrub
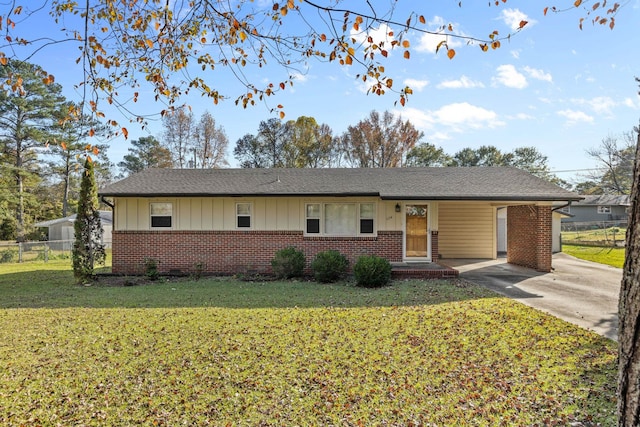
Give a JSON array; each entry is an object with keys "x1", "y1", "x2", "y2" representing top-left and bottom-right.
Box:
[
  {"x1": 0, "y1": 249, "x2": 16, "y2": 263},
  {"x1": 144, "y1": 258, "x2": 160, "y2": 281},
  {"x1": 311, "y1": 250, "x2": 349, "y2": 283},
  {"x1": 271, "y1": 246, "x2": 306, "y2": 279},
  {"x1": 354, "y1": 255, "x2": 392, "y2": 288}
]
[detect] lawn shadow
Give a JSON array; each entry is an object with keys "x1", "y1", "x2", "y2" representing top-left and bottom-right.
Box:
[{"x1": 0, "y1": 269, "x2": 494, "y2": 309}]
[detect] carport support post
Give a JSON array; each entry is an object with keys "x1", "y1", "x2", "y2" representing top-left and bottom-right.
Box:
[{"x1": 506, "y1": 205, "x2": 552, "y2": 272}]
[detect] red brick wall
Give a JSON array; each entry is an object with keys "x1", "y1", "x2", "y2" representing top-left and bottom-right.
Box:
[
  {"x1": 431, "y1": 231, "x2": 439, "y2": 260},
  {"x1": 507, "y1": 205, "x2": 552, "y2": 272},
  {"x1": 112, "y1": 230, "x2": 403, "y2": 275}
]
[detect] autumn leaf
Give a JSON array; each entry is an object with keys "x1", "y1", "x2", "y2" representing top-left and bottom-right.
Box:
[
  {"x1": 122, "y1": 127, "x2": 129, "y2": 139},
  {"x1": 279, "y1": 111, "x2": 285, "y2": 119},
  {"x1": 574, "y1": 0, "x2": 582, "y2": 7},
  {"x1": 92, "y1": 146, "x2": 100, "y2": 155},
  {"x1": 447, "y1": 49, "x2": 456, "y2": 59},
  {"x1": 519, "y1": 20, "x2": 528, "y2": 29},
  {"x1": 419, "y1": 15, "x2": 426, "y2": 24},
  {"x1": 88, "y1": 128, "x2": 95, "y2": 137},
  {"x1": 61, "y1": 141, "x2": 67, "y2": 150},
  {"x1": 403, "y1": 51, "x2": 410, "y2": 59},
  {"x1": 402, "y1": 40, "x2": 410, "y2": 48}
]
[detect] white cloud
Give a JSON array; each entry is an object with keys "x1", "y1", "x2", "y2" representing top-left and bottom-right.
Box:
[
  {"x1": 557, "y1": 109, "x2": 594, "y2": 124},
  {"x1": 434, "y1": 102, "x2": 504, "y2": 130},
  {"x1": 290, "y1": 72, "x2": 308, "y2": 83},
  {"x1": 511, "y1": 113, "x2": 535, "y2": 120},
  {"x1": 415, "y1": 16, "x2": 464, "y2": 54},
  {"x1": 523, "y1": 66, "x2": 552, "y2": 83},
  {"x1": 437, "y1": 75, "x2": 484, "y2": 89},
  {"x1": 394, "y1": 102, "x2": 504, "y2": 133},
  {"x1": 623, "y1": 97, "x2": 640, "y2": 109},
  {"x1": 493, "y1": 64, "x2": 528, "y2": 89},
  {"x1": 404, "y1": 78, "x2": 429, "y2": 91},
  {"x1": 571, "y1": 96, "x2": 617, "y2": 115},
  {"x1": 351, "y1": 23, "x2": 395, "y2": 52},
  {"x1": 395, "y1": 107, "x2": 434, "y2": 129},
  {"x1": 428, "y1": 131, "x2": 452, "y2": 141},
  {"x1": 499, "y1": 8, "x2": 536, "y2": 31}
]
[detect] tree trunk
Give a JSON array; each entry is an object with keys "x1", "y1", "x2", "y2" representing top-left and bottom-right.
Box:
[{"x1": 618, "y1": 129, "x2": 640, "y2": 426}]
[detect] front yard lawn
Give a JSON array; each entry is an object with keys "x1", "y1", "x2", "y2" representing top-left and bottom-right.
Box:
[{"x1": 0, "y1": 260, "x2": 617, "y2": 425}]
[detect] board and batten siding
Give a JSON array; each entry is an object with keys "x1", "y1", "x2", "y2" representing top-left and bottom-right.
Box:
[
  {"x1": 112, "y1": 197, "x2": 402, "y2": 232},
  {"x1": 437, "y1": 202, "x2": 496, "y2": 259}
]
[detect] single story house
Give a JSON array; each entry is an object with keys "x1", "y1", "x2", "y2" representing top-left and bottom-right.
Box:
[
  {"x1": 98, "y1": 167, "x2": 581, "y2": 276},
  {"x1": 34, "y1": 211, "x2": 113, "y2": 250},
  {"x1": 561, "y1": 194, "x2": 630, "y2": 225}
]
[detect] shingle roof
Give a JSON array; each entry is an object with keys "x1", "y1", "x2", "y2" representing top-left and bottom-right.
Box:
[
  {"x1": 98, "y1": 167, "x2": 580, "y2": 202},
  {"x1": 34, "y1": 211, "x2": 113, "y2": 228},
  {"x1": 574, "y1": 194, "x2": 630, "y2": 206}
]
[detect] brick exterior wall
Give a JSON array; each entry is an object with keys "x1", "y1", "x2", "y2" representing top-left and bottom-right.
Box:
[
  {"x1": 112, "y1": 230, "x2": 404, "y2": 275},
  {"x1": 431, "y1": 231, "x2": 439, "y2": 260},
  {"x1": 507, "y1": 205, "x2": 553, "y2": 272}
]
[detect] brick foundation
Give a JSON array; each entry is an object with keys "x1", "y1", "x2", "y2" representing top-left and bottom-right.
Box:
[
  {"x1": 112, "y1": 230, "x2": 404, "y2": 275},
  {"x1": 507, "y1": 205, "x2": 552, "y2": 272}
]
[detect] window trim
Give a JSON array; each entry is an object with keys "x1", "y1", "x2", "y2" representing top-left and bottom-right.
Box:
[
  {"x1": 597, "y1": 205, "x2": 611, "y2": 214},
  {"x1": 236, "y1": 202, "x2": 253, "y2": 229},
  {"x1": 304, "y1": 202, "x2": 376, "y2": 237},
  {"x1": 150, "y1": 202, "x2": 173, "y2": 229}
]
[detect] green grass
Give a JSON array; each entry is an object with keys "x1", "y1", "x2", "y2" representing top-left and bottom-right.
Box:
[
  {"x1": 562, "y1": 226, "x2": 626, "y2": 243},
  {"x1": 563, "y1": 244, "x2": 625, "y2": 268},
  {"x1": 0, "y1": 261, "x2": 617, "y2": 425}
]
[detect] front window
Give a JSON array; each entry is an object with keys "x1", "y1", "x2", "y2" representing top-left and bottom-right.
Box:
[
  {"x1": 305, "y1": 202, "x2": 376, "y2": 236},
  {"x1": 597, "y1": 205, "x2": 611, "y2": 214},
  {"x1": 236, "y1": 203, "x2": 252, "y2": 228},
  {"x1": 150, "y1": 202, "x2": 172, "y2": 228}
]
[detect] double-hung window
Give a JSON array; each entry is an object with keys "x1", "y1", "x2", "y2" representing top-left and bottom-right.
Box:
[
  {"x1": 305, "y1": 202, "x2": 375, "y2": 236},
  {"x1": 597, "y1": 205, "x2": 611, "y2": 214},
  {"x1": 150, "y1": 202, "x2": 172, "y2": 228},
  {"x1": 236, "y1": 203, "x2": 252, "y2": 228}
]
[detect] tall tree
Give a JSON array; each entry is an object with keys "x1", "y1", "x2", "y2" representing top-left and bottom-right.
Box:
[
  {"x1": 450, "y1": 145, "x2": 506, "y2": 167},
  {"x1": 47, "y1": 103, "x2": 111, "y2": 217},
  {"x1": 233, "y1": 118, "x2": 286, "y2": 168},
  {"x1": 406, "y1": 143, "x2": 451, "y2": 167},
  {"x1": 620, "y1": 119, "x2": 640, "y2": 426},
  {"x1": 0, "y1": 60, "x2": 66, "y2": 240},
  {"x1": 194, "y1": 112, "x2": 229, "y2": 168},
  {"x1": 282, "y1": 116, "x2": 335, "y2": 168},
  {"x1": 162, "y1": 108, "x2": 195, "y2": 168},
  {"x1": 118, "y1": 136, "x2": 173, "y2": 177},
  {"x1": 585, "y1": 132, "x2": 635, "y2": 195},
  {"x1": 341, "y1": 111, "x2": 422, "y2": 168},
  {"x1": 72, "y1": 157, "x2": 106, "y2": 283}
]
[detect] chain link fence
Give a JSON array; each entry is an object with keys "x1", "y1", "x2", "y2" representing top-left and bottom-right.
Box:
[
  {"x1": 0, "y1": 240, "x2": 74, "y2": 263},
  {"x1": 561, "y1": 220, "x2": 628, "y2": 247}
]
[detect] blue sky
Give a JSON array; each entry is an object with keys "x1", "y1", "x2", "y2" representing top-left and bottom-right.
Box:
[{"x1": 9, "y1": 1, "x2": 640, "y2": 184}]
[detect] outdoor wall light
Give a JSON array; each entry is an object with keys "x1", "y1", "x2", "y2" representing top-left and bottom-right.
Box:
[{"x1": 395, "y1": 203, "x2": 401, "y2": 213}]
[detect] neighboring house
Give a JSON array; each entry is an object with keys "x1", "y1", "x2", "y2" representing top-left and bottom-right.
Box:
[
  {"x1": 561, "y1": 195, "x2": 630, "y2": 224},
  {"x1": 98, "y1": 167, "x2": 580, "y2": 275},
  {"x1": 34, "y1": 211, "x2": 113, "y2": 249}
]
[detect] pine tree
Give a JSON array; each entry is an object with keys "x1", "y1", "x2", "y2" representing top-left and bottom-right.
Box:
[{"x1": 72, "y1": 157, "x2": 106, "y2": 282}]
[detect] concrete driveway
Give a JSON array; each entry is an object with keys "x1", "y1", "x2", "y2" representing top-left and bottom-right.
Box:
[{"x1": 443, "y1": 253, "x2": 621, "y2": 341}]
